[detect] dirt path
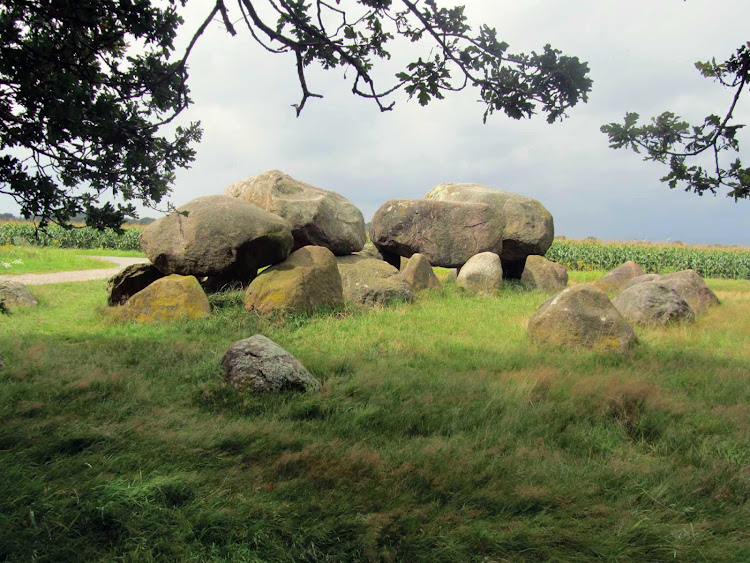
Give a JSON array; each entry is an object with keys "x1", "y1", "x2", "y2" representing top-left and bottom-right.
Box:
[{"x1": 0, "y1": 256, "x2": 149, "y2": 286}]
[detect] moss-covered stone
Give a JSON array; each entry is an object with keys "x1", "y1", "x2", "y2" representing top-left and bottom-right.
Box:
[
  {"x1": 120, "y1": 275, "x2": 210, "y2": 323},
  {"x1": 245, "y1": 246, "x2": 343, "y2": 315}
]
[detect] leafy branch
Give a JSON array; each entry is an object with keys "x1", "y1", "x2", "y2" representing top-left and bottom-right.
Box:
[{"x1": 601, "y1": 42, "x2": 750, "y2": 201}]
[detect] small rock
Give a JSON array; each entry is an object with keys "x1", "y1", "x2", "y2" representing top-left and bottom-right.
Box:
[
  {"x1": 120, "y1": 275, "x2": 211, "y2": 323},
  {"x1": 336, "y1": 255, "x2": 413, "y2": 306},
  {"x1": 107, "y1": 263, "x2": 165, "y2": 306},
  {"x1": 222, "y1": 334, "x2": 320, "y2": 393},
  {"x1": 528, "y1": 284, "x2": 637, "y2": 351},
  {"x1": 0, "y1": 280, "x2": 38, "y2": 309},
  {"x1": 613, "y1": 282, "x2": 695, "y2": 326},
  {"x1": 401, "y1": 254, "x2": 441, "y2": 291},
  {"x1": 593, "y1": 261, "x2": 645, "y2": 292},
  {"x1": 521, "y1": 255, "x2": 568, "y2": 292},
  {"x1": 457, "y1": 252, "x2": 503, "y2": 294},
  {"x1": 245, "y1": 246, "x2": 344, "y2": 315}
]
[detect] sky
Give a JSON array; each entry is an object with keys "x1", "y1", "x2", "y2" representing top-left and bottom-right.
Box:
[{"x1": 3, "y1": 1, "x2": 749, "y2": 245}]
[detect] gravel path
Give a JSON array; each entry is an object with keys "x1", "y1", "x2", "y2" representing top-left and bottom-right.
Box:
[{"x1": 0, "y1": 256, "x2": 149, "y2": 285}]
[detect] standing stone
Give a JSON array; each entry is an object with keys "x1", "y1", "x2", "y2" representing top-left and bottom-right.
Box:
[
  {"x1": 107, "y1": 263, "x2": 165, "y2": 306},
  {"x1": 245, "y1": 246, "x2": 344, "y2": 315},
  {"x1": 655, "y1": 270, "x2": 720, "y2": 315},
  {"x1": 226, "y1": 170, "x2": 366, "y2": 255},
  {"x1": 612, "y1": 282, "x2": 695, "y2": 326},
  {"x1": 369, "y1": 199, "x2": 503, "y2": 268},
  {"x1": 0, "y1": 280, "x2": 38, "y2": 308},
  {"x1": 521, "y1": 255, "x2": 568, "y2": 292},
  {"x1": 593, "y1": 261, "x2": 646, "y2": 292},
  {"x1": 456, "y1": 252, "x2": 503, "y2": 294},
  {"x1": 120, "y1": 275, "x2": 211, "y2": 324},
  {"x1": 222, "y1": 334, "x2": 320, "y2": 393},
  {"x1": 140, "y1": 195, "x2": 293, "y2": 281},
  {"x1": 424, "y1": 183, "x2": 554, "y2": 277},
  {"x1": 528, "y1": 284, "x2": 637, "y2": 351},
  {"x1": 401, "y1": 254, "x2": 441, "y2": 291}
]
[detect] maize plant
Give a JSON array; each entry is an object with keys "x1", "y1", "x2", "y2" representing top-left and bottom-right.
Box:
[{"x1": 546, "y1": 240, "x2": 750, "y2": 280}]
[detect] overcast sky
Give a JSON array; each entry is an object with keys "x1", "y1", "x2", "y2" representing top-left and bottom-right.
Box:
[{"x1": 3, "y1": 1, "x2": 749, "y2": 245}]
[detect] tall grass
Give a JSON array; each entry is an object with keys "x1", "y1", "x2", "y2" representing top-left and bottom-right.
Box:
[{"x1": 0, "y1": 275, "x2": 748, "y2": 560}]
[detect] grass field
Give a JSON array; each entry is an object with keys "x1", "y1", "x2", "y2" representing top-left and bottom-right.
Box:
[
  {"x1": 1, "y1": 272, "x2": 748, "y2": 561},
  {"x1": 0, "y1": 246, "x2": 146, "y2": 275}
]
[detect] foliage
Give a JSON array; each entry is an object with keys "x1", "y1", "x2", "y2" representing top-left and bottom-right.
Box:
[
  {"x1": 1, "y1": 0, "x2": 592, "y2": 230},
  {"x1": 602, "y1": 42, "x2": 750, "y2": 201},
  {"x1": 0, "y1": 0, "x2": 202, "y2": 229},
  {"x1": 546, "y1": 239, "x2": 750, "y2": 280},
  {"x1": 0, "y1": 223, "x2": 142, "y2": 251},
  {"x1": 0, "y1": 277, "x2": 748, "y2": 560}
]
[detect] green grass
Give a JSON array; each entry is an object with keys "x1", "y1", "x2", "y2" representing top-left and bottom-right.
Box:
[
  {"x1": 0, "y1": 246, "x2": 146, "y2": 275},
  {"x1": 0, "y1": 246, "x2": 114, "y2": 275},
  {"x1": 0, "y1": 275, "x2": 748, "y2": 561}
]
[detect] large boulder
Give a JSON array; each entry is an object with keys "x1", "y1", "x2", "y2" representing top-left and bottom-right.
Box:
[
  {"x1": 528, "y1": 284, "x2": 637, "y2": 352},
  {"x1": 457, "y1": 252, "x2": 503, "y2": 294},
  {"x1": 0, "y1": 280, "x2": 38, "y2": 309},
  {"x1": 245, "y1": 246, "x2": 344, "y2": 315},
  {"x1": 612, "y1": 282, "x2": 695, "y2": 326},
  {"x1": 593, "y1": 261, "x2": 646, "y2": 292},
  {"x1": 521, "y1": 255, "x2": 568, "y2": 292},
  {"x1": 401, "y1": 254, "x2": 441, "y2": 291},
  {"x1": 140, "y1": 195, "x2": 293, "y2": 281},
  {"x1": 424, "y1": 183, "x2": 554, "y2": 276},
  {"x1": 222, "y1": 334, "x2": 320, "y2": 393},
  {"x1": 336, "y1": 255, "x2": 414, "y2": 306},
  {"x1": 369, "y1": 199, "x2": 503, "y2": 269},
  {"x1": 655, "y1": 270, "x2": 720, "y2": 315},
  {"x1": 120, "y1": 275, "x2": 211, "y2": 323},
  {"x1": 226, "y1": 170, "x2": 366, "y2": 255},
  {"x1": 107, "y1": 263, "x2": 165, "y2": 306}
]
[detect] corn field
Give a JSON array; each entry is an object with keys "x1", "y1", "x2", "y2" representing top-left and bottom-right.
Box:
[
  {"x1": 546, "y1": 239, "x2": 750, "y2": 280},
  {"x1": 0, "y1": 223, "x2": 142, "y2": 251},
  {"x1": 2, "y1": 223, "x2": 749, "y2": 279}
]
